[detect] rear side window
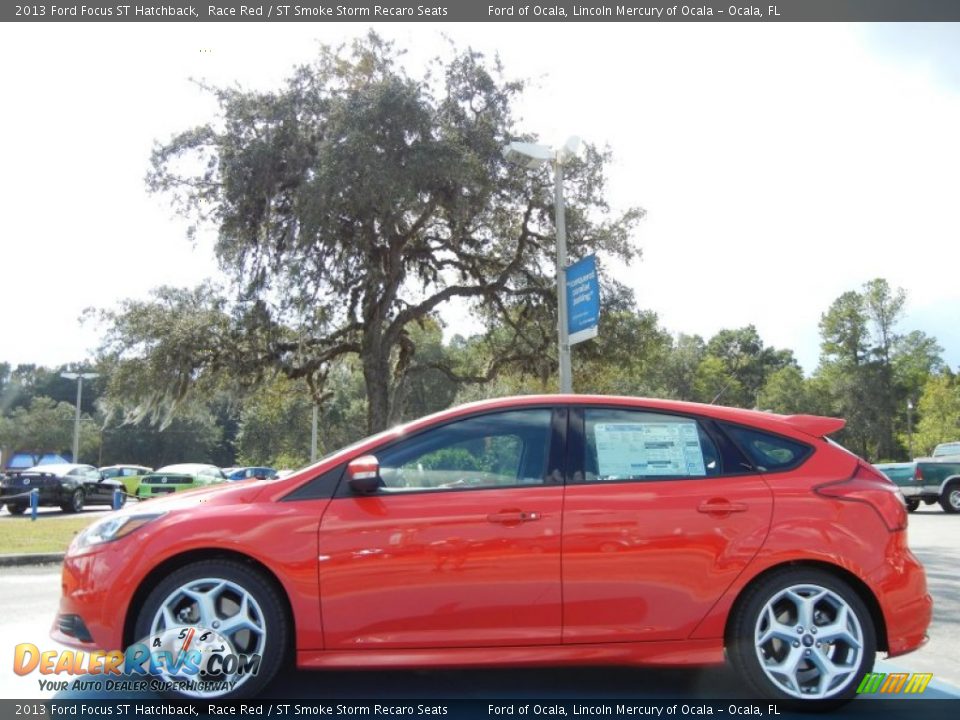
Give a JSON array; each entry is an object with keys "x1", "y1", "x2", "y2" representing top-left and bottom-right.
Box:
[
  {"x1": 582, "y1": 409, "x2": 719, "y2": 481},
  {"x1": 722, "y1": 424, "x2": 811, "y2": 472}
]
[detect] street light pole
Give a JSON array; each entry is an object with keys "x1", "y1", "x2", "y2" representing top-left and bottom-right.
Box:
[
  {"x1": 553, "y1": 159, "x2": 573, "y2": 394},
  {"x1": 61, "y1": 372, "x2": 99, "y2": 463},
  {"x1": 503, "y1": 137, "x2": 582, "y2": 394},
  {"x1": 907, "y1": 399, "x2": 914, "y2": 460}
]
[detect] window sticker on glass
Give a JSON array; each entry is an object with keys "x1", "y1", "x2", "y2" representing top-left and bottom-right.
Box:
[{"x1": 594, "y1": 421, "x2": 707, "y2": 479}]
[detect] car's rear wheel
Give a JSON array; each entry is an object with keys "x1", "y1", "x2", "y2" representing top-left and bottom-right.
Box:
[
  {"x1": 939, "y1": 481, "x2": 960, "y2": 514},
  {"x1": 60, "y1": 489, "x2": 84, "y2": 514},
  {"x1": 6, "y1": 503, "x2": 27, "y2": 515},
  {"x1": 728, "y1": 568, "x2": 876, "y2": 707},
  {"x1": 905, "y1": 498, "x2": 920, "y2": 513},
  {"x1": 133, "y1": 559, "x2": 288, "y2": 700}
]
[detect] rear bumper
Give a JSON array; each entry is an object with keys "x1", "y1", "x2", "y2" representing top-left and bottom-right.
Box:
[{"x1": 870, "y1": 537, "x2": 932, "y2": 657}]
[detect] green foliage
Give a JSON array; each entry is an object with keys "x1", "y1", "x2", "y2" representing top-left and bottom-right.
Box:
[
  {"x1": 0, "y1": 396, "x2": 98, "y2": 464},
  {"x1": 814, "y1": 278, "x2": 944, "y2": 460},
  {"x1": 913, "y1": 372, "x2": 960, "y2": 456},
  {"x1": 759, "y1": 366, "x2": 816, "y2": 415},
  {"x1": 235, "y1": 374, "x2": 314, "y2": 468},
  {"x1": 128, "y1": 32, "x2": 644, "y2": 433}
]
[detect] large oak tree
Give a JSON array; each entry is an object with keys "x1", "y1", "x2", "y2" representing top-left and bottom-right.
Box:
[{"x1": 103, "y1": 33, "x2": 643, "y2": 432}]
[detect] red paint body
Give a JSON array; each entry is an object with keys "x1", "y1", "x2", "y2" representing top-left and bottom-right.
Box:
[{"x1": 53, "y1": 395, "x2": 931, "y2": 674}]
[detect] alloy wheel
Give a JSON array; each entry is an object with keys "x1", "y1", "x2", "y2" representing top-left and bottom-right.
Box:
[
  {"x1": 149, "y1": 577, "x2": 268, "y2": 697},
  {"x1": 753, "y1": 583, "x2": 864, "y2": 699}
]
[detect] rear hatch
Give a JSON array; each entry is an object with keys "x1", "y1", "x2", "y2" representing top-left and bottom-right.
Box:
[{"x1": 138, "y1": 472, "x2": 194, "y2": 496}]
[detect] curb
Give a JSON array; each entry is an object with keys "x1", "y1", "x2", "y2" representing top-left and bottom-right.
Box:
[{"x1": 0, "y1": 552, "x2": 65, "y2": 567}]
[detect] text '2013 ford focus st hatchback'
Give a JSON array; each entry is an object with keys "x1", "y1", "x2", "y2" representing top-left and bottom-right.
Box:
[{"x1": 53, "y1": 395, "x2": 931, "y2": 705}]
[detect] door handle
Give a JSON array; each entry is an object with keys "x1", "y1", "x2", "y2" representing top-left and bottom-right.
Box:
[
  {"x1": 697, "y1": 499, "x2": 748, "y2": 515},
  {"x1": 487, "y1": 510, "x2": 541, "y2": 525}
]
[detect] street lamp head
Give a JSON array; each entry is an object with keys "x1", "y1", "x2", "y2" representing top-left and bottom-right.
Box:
[
  {"x1": 62, "y1": 372, "x2": 100, "y2": 381},
  {"x1": 502, "y1": 141, "x2": 554, "y2": 168}
]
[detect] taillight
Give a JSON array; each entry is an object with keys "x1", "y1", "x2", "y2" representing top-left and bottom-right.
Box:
[
  {"x1": 815, "y1": 463, "x2": 908, "y2": 532},
  {"x1": 914, "y1": 465, "x2": 923, "y2": 483}
]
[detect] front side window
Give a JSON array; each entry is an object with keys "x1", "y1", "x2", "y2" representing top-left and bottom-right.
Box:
[
  {"x1": 375, "y1": 409, "x2": 552, "y2": 492},
  {"x1": 582, "y1": 409, "x2": 721, "y2": 482}
]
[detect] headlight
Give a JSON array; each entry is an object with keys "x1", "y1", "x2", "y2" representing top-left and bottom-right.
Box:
[{"x1": 75, "y1": 512, "x2": 166, "y2": 548}]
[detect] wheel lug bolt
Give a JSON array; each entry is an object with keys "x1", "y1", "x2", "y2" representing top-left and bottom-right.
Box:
[
  {"x1": 796, "y1": 626, "x2": 804, "y2": 633},
  {"x1": 793, "y1": 641, "x2": 800, "y2": 648},
  {"x1": 816, "y1": 642, "x2": 821, "y2": 648},
  {"x1": 805, "y1": 650, "x2": 811, "y2": 656},
  {"x1": 811, "y1": 628, "x2": 817, "y2": 634}
]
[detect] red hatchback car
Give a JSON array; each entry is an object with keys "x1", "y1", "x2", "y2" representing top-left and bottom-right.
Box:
[{"x1": 54, "y1": 395, "x2": 931, "y2": 705}]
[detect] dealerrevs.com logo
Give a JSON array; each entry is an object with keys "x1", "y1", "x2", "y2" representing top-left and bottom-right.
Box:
[{"x1": 14, "y1": 626, "x2": 262, "y2": 697}]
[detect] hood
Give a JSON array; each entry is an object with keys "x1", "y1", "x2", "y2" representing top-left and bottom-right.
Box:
[{"x1": 121, "y1": 480, "x2": 262, "y2": 514}]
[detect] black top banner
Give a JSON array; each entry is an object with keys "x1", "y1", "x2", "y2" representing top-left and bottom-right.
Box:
[{"x1": 7, "y1": 0, "x2": 960, "y2": 23}]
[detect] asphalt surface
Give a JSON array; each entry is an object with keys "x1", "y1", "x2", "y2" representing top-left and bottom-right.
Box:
[
  {"x1": 0, "y1": 505, "x2": 112, "y2": 520},
  {"x1": 0, "y1": 508, "x2": 957, "y2": 701}
]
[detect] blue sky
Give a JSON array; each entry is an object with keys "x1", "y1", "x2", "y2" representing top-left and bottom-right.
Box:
[{"x1": 1, "y1": 22, "x2": 958, "y2": 375}]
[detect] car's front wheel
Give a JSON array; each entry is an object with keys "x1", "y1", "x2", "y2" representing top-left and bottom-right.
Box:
[
  {"x1": 133, "y1": 559, "x2": 288, "y2": 699},
  {"x1": 727, "y1": 568, "x2": 876, "y2": 706},
  {"x1": 5, "y1": 503, "x2": 27, "y2": 515},
  {"x1": 60, "y1": 489, "x2": 84, "y2": 514}
]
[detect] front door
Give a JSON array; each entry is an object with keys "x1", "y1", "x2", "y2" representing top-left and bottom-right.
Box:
[{"x1": 318, "y1": 407, "x2": 565, "y2": 649}]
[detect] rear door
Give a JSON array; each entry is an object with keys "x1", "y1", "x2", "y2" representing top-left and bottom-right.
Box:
[{"x1": 561, "y1": 406, "x2": 773, "y2": 643}]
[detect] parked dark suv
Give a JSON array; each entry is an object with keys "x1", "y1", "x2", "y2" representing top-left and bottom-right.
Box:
[{"x1": 1, "y1": 463, "x2": 124, "y2": 514}]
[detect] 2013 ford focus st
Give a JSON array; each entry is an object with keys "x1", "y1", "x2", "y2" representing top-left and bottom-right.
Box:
[{"x1": 53, "y1": 395, "x2": 931, "y2": 705}]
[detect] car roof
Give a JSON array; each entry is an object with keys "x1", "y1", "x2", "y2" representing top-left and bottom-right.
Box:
[
  {"x1": 22, "y1": 463, "x2": 92, "y2": 474},
  {"x1": 399, "y1": 394, "x2": 845, "y2": 440},
  {"x1": 153, "y1": 463, "x2": 220, "y2": 473}
]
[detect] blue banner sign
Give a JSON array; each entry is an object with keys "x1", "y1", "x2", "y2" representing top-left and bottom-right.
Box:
[{"x1": 565, "y1": 254, "x2": 600, "y2": 346}]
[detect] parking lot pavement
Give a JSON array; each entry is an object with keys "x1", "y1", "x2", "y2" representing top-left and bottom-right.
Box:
[
  {"x1": 895, "y1": 506, "x2": 960, "y2": 686},
  {"x1": 0, "y1": 511, "x2": 958, "y2": 700},
  {"x1": 0, "y1": 506, "x2": 110, "y2": 520}
]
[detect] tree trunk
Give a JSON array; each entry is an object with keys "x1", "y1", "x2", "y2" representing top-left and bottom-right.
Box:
[{"x1": 362, "y1": 333, "x2": 392, "y2": 434}]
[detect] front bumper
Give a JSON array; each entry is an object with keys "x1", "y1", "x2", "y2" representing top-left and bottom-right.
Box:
[{"x1": 51, "y1": 542, "x2": 136, "y2": 651}]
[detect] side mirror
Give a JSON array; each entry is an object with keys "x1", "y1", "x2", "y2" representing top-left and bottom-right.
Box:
[{"x1": 346, "y1": 455, "x2": 382, "y2": 494}]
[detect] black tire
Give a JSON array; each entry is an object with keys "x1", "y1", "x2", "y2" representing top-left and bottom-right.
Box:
[
  {"x1": 6, "y1": 503, "x2": 27, "y2": 516},
  {"x1": 938, "y1": 481, "x2": 960, "y2": 514},
  {"x1": 133, "y1": 559, "x2": 289, "y2": 700},
  {"x1": 905, "y1": 498, "x2": 920, "y2": 513},
  {"x1": 60, "y1": 489, "x2": 84, "y2": 514},
  {"x1": 727, "y1": 568, "x2": 876, "y2": 707}
]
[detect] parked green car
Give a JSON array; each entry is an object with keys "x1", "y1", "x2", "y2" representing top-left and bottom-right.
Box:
[
  {"x1": 135, "y1": 463, "x2": 228, "y2": 499},
  {"x1": 99, "y1": 464, "x2": 153, "y2": 496},
  {"x1": 874, "y1": 457, "x2": 960, "y2": 513}
]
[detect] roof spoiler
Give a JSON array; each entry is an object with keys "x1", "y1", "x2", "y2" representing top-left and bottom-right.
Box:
[{"x1": 781, "y1": 414, "x2": 846, "y2": 437}]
